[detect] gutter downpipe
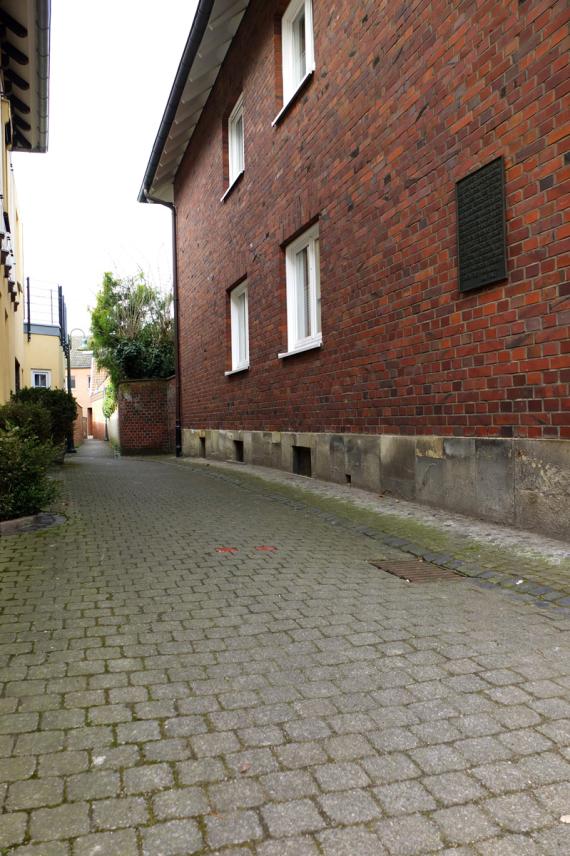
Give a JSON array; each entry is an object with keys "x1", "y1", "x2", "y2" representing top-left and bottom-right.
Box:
[{"x1": 144, "y1": 193, "x2": 182, "y2": 458}]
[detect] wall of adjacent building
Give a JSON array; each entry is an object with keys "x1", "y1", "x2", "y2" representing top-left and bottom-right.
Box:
[
  {"x1": 0, "y1": 98, "x2": 25, "y2": 403},
  {"x1": 22, "y1": 330, "x2": 66, "y2": 391},
  {"x1": 171, "y1": 0, "x2": 568, "y2": 537}
]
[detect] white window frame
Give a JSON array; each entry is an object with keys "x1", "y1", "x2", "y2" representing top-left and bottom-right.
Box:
[
  {"x1": 281, "y1": 0, "x2": 315, "y2": 106},
  {"x1": 226, "y1": 280, "x2": 249, "y2": 375},
  {"x1": 279, "y1": 223, "x2": 322, "y2": 358},
  {"x1": 228, "y1": 94, "x2": 245, "y2": 188},
  {"x1": 31, "y1": 369, "x2": 51, "y2": 389}
]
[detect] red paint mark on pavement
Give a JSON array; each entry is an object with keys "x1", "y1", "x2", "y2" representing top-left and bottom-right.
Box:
[
  {"x1": 255, "y1": 546, "x2": 277, "y2": 552},
  {"x1": 216, "y1": 547, "x2": 239, "y2": 554}
]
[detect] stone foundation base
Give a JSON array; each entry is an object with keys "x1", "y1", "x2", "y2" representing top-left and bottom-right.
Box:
[{"x1": 182, "y1": 429, "x2": 570, "y2": 541}]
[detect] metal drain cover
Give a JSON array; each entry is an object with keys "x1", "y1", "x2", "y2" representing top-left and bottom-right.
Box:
[{"x1": 370, "y1": 559, "x2": 460, "y2": 583}]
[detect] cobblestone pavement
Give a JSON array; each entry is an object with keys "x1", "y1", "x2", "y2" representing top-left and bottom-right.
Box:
[
  {"x1": 0, "y1": 440, "x2": 569, "y2": 855},
  {"x1": 179, "y1": 458, "x2": 570, "y2": 603}
]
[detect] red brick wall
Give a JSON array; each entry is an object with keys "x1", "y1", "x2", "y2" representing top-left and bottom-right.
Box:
[
  {"x1": 175, "y1": 0, "x2": 569, "y2": 440},
  {"x1": 117, "y1": 378, "x2": 175, "y2": 455}
]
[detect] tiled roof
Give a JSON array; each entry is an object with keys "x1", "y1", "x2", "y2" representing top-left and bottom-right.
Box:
[{"x1": 70, "y1": 335, "x2": 93, "y2": 369}]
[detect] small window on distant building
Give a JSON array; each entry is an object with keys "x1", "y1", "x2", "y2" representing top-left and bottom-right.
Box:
[
  {"x1": 228, "y1": 280, "x2": 249, "y2": 373},
  {"x1": 70, "y1": 376, "x2": 76, "y2": 389},
  {"x1": 282, "y1": 0, "x2": 315, "y2": 105},
  {"x1": 32, "y1": 370, "x2": 51, "y2": 388},
  {"x1": 14, "y1": 359, "x2": 20, "y2": 393},
  {"x1": 280, "y1": 223, "x2": 321, "y2": 356},
  {"x1": 228, "y1": 94, "x2": 245, "y2": 187}
]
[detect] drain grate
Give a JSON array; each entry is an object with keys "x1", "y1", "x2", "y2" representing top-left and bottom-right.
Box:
[{"x1": 370, "y1": 559, "x2": 460, "y2": 583}]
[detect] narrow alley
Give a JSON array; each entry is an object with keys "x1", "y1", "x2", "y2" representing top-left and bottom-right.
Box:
[{"x1": 0, "y1": 443, "x2": 569, "y2": 855}]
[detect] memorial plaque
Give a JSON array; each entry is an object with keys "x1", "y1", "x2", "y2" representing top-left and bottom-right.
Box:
[{"x1": 456, "y1": 156, "x2": 507, "y2": 293}]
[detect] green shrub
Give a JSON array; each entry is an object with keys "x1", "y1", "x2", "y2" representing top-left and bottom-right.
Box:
[
  {"x1": 0, "y1": 400, "x2": 53, "y2": 443},
  {"x1": 13, "y1": 387, "x2": 77, "y2": 446},
  {"x1": 0, "y1": 428, "x2": 59, "y2": 521}
]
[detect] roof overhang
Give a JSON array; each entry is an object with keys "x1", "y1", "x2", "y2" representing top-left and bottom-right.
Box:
[
  {"x1": 138, "y1": 0, "x2": 249, "y2": 205},
  {"x1": 0, "y1": 0, "x2": 50, "y2": 152}
]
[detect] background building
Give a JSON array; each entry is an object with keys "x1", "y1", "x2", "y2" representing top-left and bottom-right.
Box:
[{"x1": 140, "y1": 0, "x2": 569, "y2": 538}]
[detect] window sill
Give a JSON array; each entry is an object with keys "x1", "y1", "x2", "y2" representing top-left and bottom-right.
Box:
[
  {"x1": 224, "y1": 364, "x2": 249, "y2": 376},
  {"x1": 272, "y1": 68, "x2": 315, "y2": 127},
  {"x1": 278, "y1": 336, "x2": 322, "y2": 359},
  {"x1": 220, "y1": 170, "x2": 244, "y2": 203}
]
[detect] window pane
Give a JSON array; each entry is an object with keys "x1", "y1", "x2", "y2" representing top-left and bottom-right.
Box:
[
  {"x1": 314, "y1": 238, "x2": 321, "y2": 333},
  {"x1": 292, "y1": 9, "x2": 306, "y2": 85},
  {"x1": 237, "y1": 291, "x2": 247, "y2": 365},
  {"x1": 235, "y1": 114, "x2": 244, "y2": 173},
  {"x1": 296, "y1": 246, "x2": 311, "y2": 339}
]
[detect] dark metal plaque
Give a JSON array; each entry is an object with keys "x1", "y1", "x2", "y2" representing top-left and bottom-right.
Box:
[{"x1": 456, "y1": 157, "x2": 507, "y2": 293}]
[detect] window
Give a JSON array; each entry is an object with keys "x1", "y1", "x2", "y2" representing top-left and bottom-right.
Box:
[
  {"x1": 32, "y1": 370, "x2": 51, "y2": 388},
  {"x1": 228, "y1": 94, "x2": 244, "y2": 187},
  {"x1": 280, "y1": 223, "x2": 321, "y2": 357},
  {"x1": 226, "y1": 281, "x2": 249, "y2": 374},
  {"x1": 282, "y1": 0, "x2": 315, "y2": 105},
  {"x1": 70, "y1": 375, "x2": 76, "y2": 389}
]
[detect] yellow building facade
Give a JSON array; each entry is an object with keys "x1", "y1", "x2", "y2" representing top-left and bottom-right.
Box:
[{"x1": 0, "y1": 0, "x2": 52, "y2": 403}]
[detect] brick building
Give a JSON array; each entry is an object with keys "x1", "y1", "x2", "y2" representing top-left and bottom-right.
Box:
[{"x1": 140, "y1": 0, "x2": 569, "y2": 538}]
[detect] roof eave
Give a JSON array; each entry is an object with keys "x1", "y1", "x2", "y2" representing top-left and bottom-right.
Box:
[{"x1": 138, "y1": 0, "x2": 216, "y2": 205}]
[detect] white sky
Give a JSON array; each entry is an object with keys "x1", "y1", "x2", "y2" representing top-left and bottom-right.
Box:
[{"x1": 12, "y1": 0, "x2": 199, "y2": 335}]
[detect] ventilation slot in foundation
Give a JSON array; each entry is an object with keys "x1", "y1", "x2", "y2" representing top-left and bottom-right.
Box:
[
  {"x1": 234, "y1": 440, "x2": 244, "y2": 462},
  {"x1": 199, "y1": 437, "x2": 206, "y2": 458},
  {"x1": 293, "y1": 445, "x2": 312, "y2": 477}
]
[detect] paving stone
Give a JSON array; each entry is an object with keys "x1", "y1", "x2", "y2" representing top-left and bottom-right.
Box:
[
  {"x1": 73, "y1": 829, "x2": 138, "y2": 856},
  {"x1": 0, "y1": 756, "x2": 36, "y2": 782},
  {"x1": 191, "y1": 730, "x2": 240, "y2": 757},
  {"x1": 143, "y1": 737, "x2": 192, "y2": 762},
  {"x1": 66, "y1": 726, "x2": 113, "y2": 750},
  {"x1": 532, "y1": 826, "x2": 570, "y2": 855},
  {"x1": 455, "y1": 736, "x2": 513, "y2": 765},
  {"x1": 67, "y1": 770, "x2": 119, "y2": 801},
  {"x1": 30, "y1": 802, "x2": 90, "y2": 841},
  {"x1": 324, "y1": 733, "x2": 374, "y2": 760},
  {"x1": 15, "y1": 730, "x2": 64, "y2": 755},
  {"x1": 374, "y1": 814, "x2": 443, "y2": 855},
  {"x1": 318, "y1": 826, "x2": 386, "y2": 855},
  {"x1": 262, "y1": 799, "x2": 326, "y2": 837},
  {"x1": 374, "y1": 779, "x2": 438, "y2": 814},
  {"x1": 205, "y1": 810, "x2": 263, "y2": 848},
  {"x1": 471, "y1": 761, "x2": 530, "y2": 794},
  {"x1": 7, "y1": 776, "x2": 64, "y2": 809},
  {"x1": 256, "y1": 836, "x2": 320, "y2": 856},
  {"x1": 92, "y1": 796, "x2": 148, "y2": 829},
  {"x1": 177, "y1": 758, "x2": 227, "y2": 785},
  {"x1": 475, "y1": 834, "x2": 542, "y2": 855},
  {"x1": 422, "y1": 771, "x2": 487, "y2": 805},
  {"x1": 0, "y1": 812, "x2": 27, "y2": 848},
  {"x1": 313, "y1": 761, "x2": 370, "y2": 791},
  {"x1": 164, "y1": 715, "x2": 208, "y2": 737},
  {"x1": 410, "y1": 745, "x2": 467, "y2": 775},
  {"x1": 432, "y1": 804, "x2": 500, "y2": 844},
  {"x1": 90, "y1": 745, "x2": 140, "y2": 770},
  {"x1": 361, "y1": 753, "x2": 421, "y2": 784},
  {"x1": 10, "y1": 844, "x2": 70, "y2": 856},
  {"x1": 497, "y1": 728, "x2": 553, "y2": 756},
  {"x1": 141, "y1": 820, "x2": 203, "y2": 855},
  {"x1": 274, "y1": 773, "x2": 327, "y2": 808},
  {"x1": 209, "y1": 778, "x2": 265, "y2": 810},
  {"x1": 483, "y1": 792, "x2": 551, "y2": 832},
  {"x1": 319, "y1": 787, "x2": 382, "y2": 823},
  {"x1": 533, "y1": 781, "x2": 570, "y2": 815},
  {"x1": 275, "y1": 742, "x2": 328, "y2": 769},
  {"x1": 123, "y1": 762, "x2": 173, "y2": 794}
]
